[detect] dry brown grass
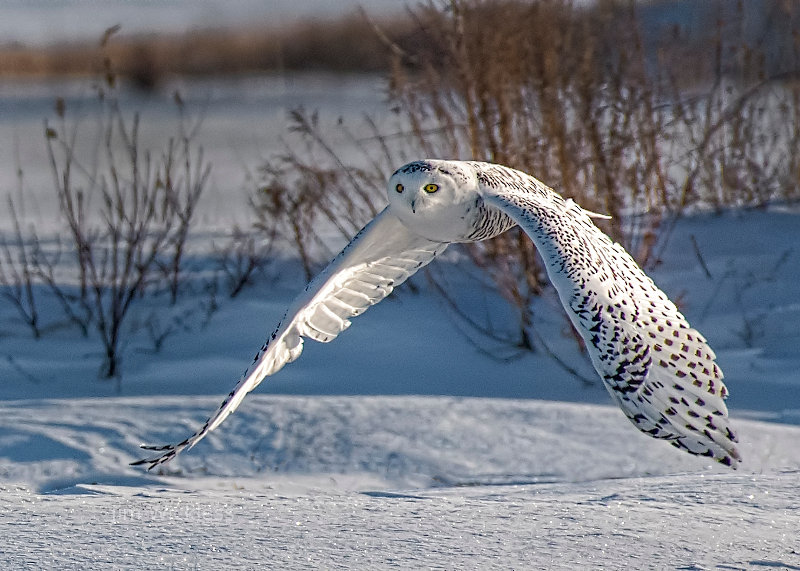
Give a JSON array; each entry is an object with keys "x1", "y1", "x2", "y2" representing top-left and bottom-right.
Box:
[
  {"x1": 253, "y1": 0, "x2": 800, "y2": 354},
  {"x1": 0, "y1": 11, "x2": 420, "y2": 86}
]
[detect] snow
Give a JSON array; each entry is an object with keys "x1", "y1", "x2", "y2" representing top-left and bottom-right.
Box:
[
  {"x1": 1, "y1": 204, "x2": 800, "y2": 568},
  {"x1": 1, "y1": 396, "x2": 800, "y2": 568},
  {"x1": 1, "y1": 76, "x2": 800, "y2": 568},
  {"x1": 4, "y1": 471, "x2": 798, "y2": 569}
]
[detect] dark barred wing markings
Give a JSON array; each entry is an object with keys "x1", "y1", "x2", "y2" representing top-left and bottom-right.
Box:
[{"x1": 474, "y1": 164, "x2": 740, "y2": 466}]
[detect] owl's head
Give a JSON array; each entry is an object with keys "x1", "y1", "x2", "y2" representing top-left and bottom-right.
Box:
[{"x1": 387, "y1": 160, "x2": 481, "y2": 242}]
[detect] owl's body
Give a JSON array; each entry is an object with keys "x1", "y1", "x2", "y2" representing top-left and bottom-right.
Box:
[{"x1": 134, "y1": 160, "x2": 740, "y2": 470}]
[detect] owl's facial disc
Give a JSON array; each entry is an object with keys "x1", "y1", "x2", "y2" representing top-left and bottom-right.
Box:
[{"x1": 387, "y1": 160, "x2": 481, "y2": 242}]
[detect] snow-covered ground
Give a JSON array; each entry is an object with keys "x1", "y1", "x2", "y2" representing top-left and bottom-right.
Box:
[
  {"x1": 1, "y1": 398, "x2": 799, "y2": 569},
  {"x1": 1, "y1": 203, "x2": 800, "y2": 568},
  {"x1": 1, "y1": 69, "x2": 800, "y2": 569}
]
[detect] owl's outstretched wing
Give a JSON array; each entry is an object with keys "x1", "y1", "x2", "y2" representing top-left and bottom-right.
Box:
[
  {"x1": 133, "y1": 207, "x2": 447, "y2": 469},
  {"x1": 479, "y1": 175, "x2": 741, "y2": 467}
]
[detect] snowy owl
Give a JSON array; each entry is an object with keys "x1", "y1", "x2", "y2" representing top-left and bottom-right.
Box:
[{"x1": 134, "y1": 160, "x2": 740, "y2": 470}]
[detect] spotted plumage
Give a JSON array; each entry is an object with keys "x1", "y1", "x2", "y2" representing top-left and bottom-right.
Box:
[{"x1": 134, "y1": 159, "x2": 740, "y2": 470}]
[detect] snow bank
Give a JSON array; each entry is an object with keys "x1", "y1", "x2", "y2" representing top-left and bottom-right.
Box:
[{"x1": 1, "y1": 395, "x2": 798, "y2": 569}]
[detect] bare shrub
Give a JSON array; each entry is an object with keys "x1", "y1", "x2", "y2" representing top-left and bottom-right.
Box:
[
  {"x1": 381, "y1": 0, "x2": 800, "y2": 345},
  {"x1": 43, "y1": 82, "x2": 208, "y2": 379},
  {"x1": 254, "y1": 109, "x2": 385, "y2": 280},
  {"x1": 362, "y1": 0, "x2": 683, "y2": 349},
  {"x1": 156, "y1": 132, "x2": 210, "y2": 305},
  {"x1": 214, "y1": 226, "x2": 274, "y2": 299},
  {"x1": 0, "y1": 154, "x2": 84, "y2": 338},
  {"x1": 0, "y1": 196, "x2": 41, "y2": 338},
  {"x1": 252, "y1": 0, "x2": 800, "y2": 366}
]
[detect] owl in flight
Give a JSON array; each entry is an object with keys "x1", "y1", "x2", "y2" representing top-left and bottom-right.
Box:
[{"x1": 134, "y1": 160, "x2": 740, "y2": 470}]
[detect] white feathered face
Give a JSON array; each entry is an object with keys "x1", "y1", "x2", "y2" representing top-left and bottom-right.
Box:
[{"x1": 387, "y1": 160, "x2": 480, "y2": 242}]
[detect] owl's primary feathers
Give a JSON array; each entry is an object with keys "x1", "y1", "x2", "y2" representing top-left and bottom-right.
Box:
[{"x1": 133, "y1": 160, "x2": 740, "y2": 470}]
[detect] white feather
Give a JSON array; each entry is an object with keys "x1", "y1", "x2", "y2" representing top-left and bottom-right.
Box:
[{"x1": 134, "y1": 208, "x2": 446, "y2": 468}]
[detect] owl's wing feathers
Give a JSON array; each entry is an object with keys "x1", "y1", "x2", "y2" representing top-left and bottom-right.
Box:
[
  {"x1": 480, "y1": 181, "x2": 741, "y2": 467},
  {"x1": 133, "y1": 207, "x2": 448, "y2": 469}
]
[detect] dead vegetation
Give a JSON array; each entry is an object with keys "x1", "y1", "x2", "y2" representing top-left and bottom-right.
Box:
[
  {"x1": 254, "y1": 0, "x2": 800, "y2": 354},
  {"x1": 0, "y1": 53, "x2": 210, "y2": 379},
  {"x1": 2, "y1": 0, "x2": 800, "y2": 379},
  {"x1": 0, "y1": 11, "x2": 420, "y2": 87}
]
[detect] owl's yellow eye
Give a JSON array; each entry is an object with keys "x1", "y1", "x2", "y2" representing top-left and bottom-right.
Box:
[
  {"x1": 395, "y1": 183, "x2": 404, "y2": 193},
  {"x1": 424, "y1": 183, "x2": 439, "y2": 193}
]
